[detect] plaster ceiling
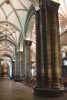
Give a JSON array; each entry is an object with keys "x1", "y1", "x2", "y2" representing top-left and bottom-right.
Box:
[
  {"x1": 0, "y1": 0, "x2": 33, "y2": 58},
  {"x1": 0, "y1": 0, "x2": 67, "y2": 59}
]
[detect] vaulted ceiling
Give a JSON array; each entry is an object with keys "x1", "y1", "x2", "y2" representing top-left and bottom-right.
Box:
[
  {"x1": 0, "y1": 0, "x2": 67, "y2": 59},
  {"x1": 0, "y1": 0, "x2": 34, "y2": 59}
]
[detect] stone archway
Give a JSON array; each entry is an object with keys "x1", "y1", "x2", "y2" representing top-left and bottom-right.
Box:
[{"x1": 23, "y1": 5, "x2": 36, "y2": 83}]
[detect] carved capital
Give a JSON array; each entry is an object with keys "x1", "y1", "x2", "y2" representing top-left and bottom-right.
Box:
[
  {"x1": 24, "y1": 40, "x2": 32, "y2": 46},
  {"x1": 30, "y1": 0, "x2": 40, "y2": 10}
]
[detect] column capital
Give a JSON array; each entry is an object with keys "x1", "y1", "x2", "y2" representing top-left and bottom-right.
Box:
[
  {"x1": 30, "y1": 0, "x2": 40, "y2": 10},
  {"x1": 16, "y1": 50, "x2": 20, "y2": 53},
  {"x1": 12, "y1": 60, "x2": 15, "y2": 63},
  {"x1": 47, "y1": 0, "x2": 60, "y2": 11},
  {"x1": 40, "y1": 0, "x2": 59, "y2": 11},
  {"x1": 24, "y1": 40, "x2": 32, "y2": 46}
]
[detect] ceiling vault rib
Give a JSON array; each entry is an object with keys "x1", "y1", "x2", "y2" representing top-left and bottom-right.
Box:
[
  {"x1": 0, "y1": 35, "x2": 16, "y2": 46},
  {"x1": 29, "y1": 0, "x2": 36, "y2": 6},
  {"x1": 10, "y1": 2, "x2": 22, "y2": 31},
  {"x1": 59, "y1": 13, "x2": 66, "y2": 21},
  {"x1": 63, "y1": 0, "x2": 67, "y2": 15},
  {"x1": 0, "y1": 7, "x2": 7, "y2": 20},
  {"x1": 7, "y1": 9, "x2": 27, "y2": 19},
  {"x1": 7, "y1": 34, "x2": 16, "y2": 43},
  {"x1": 19, "y1": 0, "x2": 28, "y2": 11},
  {"x1": 0, "y1": 25, "x2": 16, "y2": 41},
  {"x1": 15, "y1": 31, "x2": 17, "y2": 44},
  {"x1": 0, "y1": 47, "x2": 14, "y2": 53},
  {"x1": 0, "y1": 1, "x2": 5, "y2": 7},
  {"x1": 0, "y1": 21, "x2": 21, "y2": 32},
  {"x1": 60, "y1": 6, "x2": 66, "y2": 19}
]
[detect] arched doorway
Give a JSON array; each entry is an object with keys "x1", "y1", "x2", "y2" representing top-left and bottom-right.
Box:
[
  {"x1": 0, "y1": 55, "x2": 13, "y2": 79},
  {"x1": 1, "y1": 61, "x2": 9, "y2": 78}
]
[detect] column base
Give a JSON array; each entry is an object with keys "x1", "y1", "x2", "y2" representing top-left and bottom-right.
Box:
[
  {"x1": 14, "y1": 75, "x2": 22, "y2": 82},
  {"x1": 64, "y1": 87, "x2": 67, "y2": 93},
  {"x1": 0, "y1": 76, "x2": 2, "y2": 80},
  {"x1": 34, "y1": 87, "x2": 64, "y2": 97},
  {"x1": 25, "y1": 78, "x2": 31, "y2": 83},
  {"x1": 12, "y1": 75, "x2": 14, "y2": 79}
]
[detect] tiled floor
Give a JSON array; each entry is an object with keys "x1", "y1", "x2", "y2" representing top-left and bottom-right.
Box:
[{"x1": 0, "y1": 79, "x2": 67, "y2": 100}]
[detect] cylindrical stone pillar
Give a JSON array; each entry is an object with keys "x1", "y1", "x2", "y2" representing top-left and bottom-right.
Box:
[
  {"x1": 34, "y1": 0, "x2": 52, "y2": 95},
  {"x1": 20, "y1": 51, "x2": 25, "y2": 79},
  {"x1": 49, "y1": 1, "x2": 62, "y2": 89},
  {"x1": 35, "y1": 9, "x2": 41, "y2": 88},
  {"x1": 24, "y1": 40, "x2": 32, "y2": 83},
  {"x1": 40, "y1": 0, "x2": 52, "y2": 89},
  {"x1": 34, "y1": 0, "x2": 64, "y2": 97},
  {"x1": 15, "y1": 50, "x2": 22, "y2": 81},
  {"x1": 12, "y1": 61, "x2": 15, "y2": 79},
  {"x1": 0, "y1": 59, "x2": 1, "y2": 79}
]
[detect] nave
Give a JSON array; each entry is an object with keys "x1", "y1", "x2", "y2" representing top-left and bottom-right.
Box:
[
  {"x1": 0, "y1": 78, "x2": 67, "y2": 100},
  {"x1": 1, "y1": 0, "x2": 67, "y2": 99},
  {"x1": 0, "y1": 78, "x2": 33, "y2": 100}
]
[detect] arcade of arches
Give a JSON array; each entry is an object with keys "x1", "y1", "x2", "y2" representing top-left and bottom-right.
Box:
[{"x1": 0, "y1": 0, "x2": 67, "y2": 99}]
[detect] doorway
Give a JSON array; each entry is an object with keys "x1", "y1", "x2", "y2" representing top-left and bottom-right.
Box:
[{"x1": 1, "y1": 62, "x2": 9, "y2": 78}]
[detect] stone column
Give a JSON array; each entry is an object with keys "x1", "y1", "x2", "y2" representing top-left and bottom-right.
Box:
[
  {"x1": 20, "y1": 51, "x2": 24, "y2": 79},
  {"x1": 49, "y1": 1, "x2": 62, "y2": 89},
  {"x1": 34, "y1": 1, "x2": 51, "y2": 96},
  {"x1": 12, "y1": 61, "x2": 15, "y2": 78},
  {"x1": 34, "y1": 0, "x2": 64, "y2": 97},
  {"x1": 34, "y1": 9, "x2": 51, "y2": 88},
  {"x1": 35, "y1": 10, "x2": 41, "y2": 88},
  {"x1": 24, "y1": 40, "x2": 32, "y2": 83},
  {"x1": 15, "y1": 50, "x2": 22, "y2": 81},
  {"x1": 40, "y1": 0, "x2": 52, "y2": 89},
  {"x1": 0, "y1": 59, "x2": 1, "y2": 79},
  {"x1": 21, "y1": 50, "x2": 26, "y2": 81}
]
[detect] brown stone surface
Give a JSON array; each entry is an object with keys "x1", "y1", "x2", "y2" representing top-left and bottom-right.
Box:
[{"x1": 0, "y1": 79, "x2": 67, "y2": 100}]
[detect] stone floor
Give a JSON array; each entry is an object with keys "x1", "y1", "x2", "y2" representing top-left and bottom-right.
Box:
[{"x1": 0, "y1": 78, "x2": 67, "y2": 100}]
